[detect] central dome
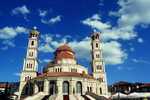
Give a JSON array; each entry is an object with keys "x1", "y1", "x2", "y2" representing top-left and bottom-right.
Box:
[
  {"x1": 54, "y1": 44, "x2": 76, "y2": 64},
  {"x1": 56, "y1": 44, "x2": 73, "y2": 52}
]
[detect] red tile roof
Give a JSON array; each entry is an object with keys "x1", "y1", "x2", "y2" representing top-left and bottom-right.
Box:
[
  {"x1": 56, "y1": 44, "x2": 73, "y2": 52},
  {"x1": 54, "y1": 44, "x2": 75, "y2": 61},
  {"x1": 36, "y1": 72, "x2": 94, "y2": 79},
  {"x1": 0, "y1": 84, "x2": 11, "y2": 88}
]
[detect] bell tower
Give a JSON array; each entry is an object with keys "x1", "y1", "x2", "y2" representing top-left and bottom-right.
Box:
[
  {"x1": 91, "y1": 32, "x2": 108, "y2": 95},
  {"x1": 18, "y1": 27, "x2": 39, "y2": 98}
]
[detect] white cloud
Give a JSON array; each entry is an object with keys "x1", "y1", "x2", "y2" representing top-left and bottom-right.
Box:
[
  {"x1": 38, "y1": 10, "x2": 47, "y2": 17},
  {"x1": 82, "y1": 14, "x2": 111, "y2": 31},
  {"x1": 137, "y1": 38, "x2": 143, "y2": 43},
  {"x1": 39, "y1": 34, "x2": 127, "y2": 65},
  {"x1": 12, "y1": 5, "x2": 30, "y2": 15},
  {"x1": 39, "y1": 43, "x2": 54, "y2": 53},
  {"x1": 0, "y1": 26, "x2": 28, "y2": 39},
  {"x1": 82, "y1": 14, "x2": 137, "y2": 41},
  {"x1": 41, "y1": 15, "x2": 62, "y2": 25},
  {"x1": 2, "y1": 40, "x2": 15, "y2": 47},
  {"x1": 132, "y1": 58, "x2": 150, "y2": 65},
  {"x1": 102, "y1": 41, "x2": 127, "y2": 65},
  {"x1": 117, "y1": 0, "x2": 150, "y2": 29}
]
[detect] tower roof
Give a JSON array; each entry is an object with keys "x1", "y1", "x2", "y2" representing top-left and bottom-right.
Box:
[{"x1": 30, "y1": 27, "x2": 39, "y2": 37}]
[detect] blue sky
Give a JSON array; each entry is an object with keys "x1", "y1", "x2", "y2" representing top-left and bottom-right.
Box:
[{"x1": 0, "y1": 0, "x2": 150, "y2": 85}]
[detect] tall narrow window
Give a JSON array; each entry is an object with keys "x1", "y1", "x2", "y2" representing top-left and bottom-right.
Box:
[
  {"x1": 96, "y1": 54, "x2": 100, "y2": 58},
  {"x1": 97, "y1": 65, "x2": 102, "y2": 70},
  {"x1": 96, "y1": 34, "x2": 99, "y2": 39},
  {"x1": 96, "y1": 43, "x2": 98, "y2": 48},
  {"x1": 100, "y1": 88, "x2": 102, "y2": 94},
  {"x1": 31, "y1": 41, "x2": 34, "y2": 46},
  {"x1": 29, "y1": 52, "x2": 33, "y2": 57}
]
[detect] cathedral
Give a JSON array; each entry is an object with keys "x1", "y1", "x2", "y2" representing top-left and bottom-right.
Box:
[{"x1": 18, "y1": 28, "x2": 108, "y2": 100}]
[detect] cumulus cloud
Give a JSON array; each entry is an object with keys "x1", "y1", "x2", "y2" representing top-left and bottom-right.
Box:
[
  {"x1": 38, "y1": 34, "x2": 66, "y2": 53},
  {"x1": 102, "y1": 41, "x2": 127, "y2": 64},
  {"x1": 0, "y1": 26, "x2": 28, "y2": 50},
  {"x1": 12, "y1": 5, "x2": 30, "y2": 15},
  {"x1": 82, "y1": 14, "x2": 111, "y2": 31},
  {"x1": 41, "y1": 15, "x2": 62, "y2": 25},
  {"x1": 82, "y1": 14, "x2": 137, "y2": 41},
  {"x1": 38, "y1": 9, "x2": 47, "y2": 17},
  {"x1": 117, "y1": 0, "x2": 150, "y2": 28},
  {"x1": 39, "y1": 34, "x2": 127, "y2": 65},
  {"x1": 0, "y1": 26, "x2": 28, "y2": 39}
]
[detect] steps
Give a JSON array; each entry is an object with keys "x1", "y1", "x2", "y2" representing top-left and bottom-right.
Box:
[{"x1": 24, "y1": 92, "x2": 46, "y2": 100}]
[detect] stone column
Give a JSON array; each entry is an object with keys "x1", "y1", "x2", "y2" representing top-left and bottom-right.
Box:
[
  {"x1": 82, "y1": 79, "x2": 88, "y2": 95},
  {"x1": 34, "y1": 83, "x2": 39, "y2": 94},
  {"x1": 92, "y1": 82, "x2": 96, "y2": 94},
  {"x1": 70, "y1": 80, "x2": 76, "y2": 94},
  {"x1": 44, "y1": 79, "x2": 49, "y2": 95},
  {"x1": 57, "y1": 80, "x2": 62, "y2": 95}
]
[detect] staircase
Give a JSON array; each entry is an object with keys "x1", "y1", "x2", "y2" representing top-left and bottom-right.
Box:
[
  {"x1": 24, "y1": 92, "x2": 47, "y2": 100},
  {"x1": 86, "y1": 92, "x2": 108, "y2": 100}
]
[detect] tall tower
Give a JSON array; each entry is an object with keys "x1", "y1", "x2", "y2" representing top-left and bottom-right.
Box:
[
  {"x1": 91, "y1": 32, "x2": 108, "y2": 95},
  {"x1": 18, "y1": 27, "x2": 39, "y2": 98}
]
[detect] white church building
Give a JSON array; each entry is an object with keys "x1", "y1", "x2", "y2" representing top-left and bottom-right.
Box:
[{"x1": 18, "y1": 28, "x2": 108, "y2": 100}]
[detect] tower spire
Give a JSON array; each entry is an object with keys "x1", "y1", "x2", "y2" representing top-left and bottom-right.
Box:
[
  {"x1": 91, "y1": 32, "x2": 108, "y2": 95},
  {"x1": 18, "y1": 28, "x2": 39, "y2": 99}
]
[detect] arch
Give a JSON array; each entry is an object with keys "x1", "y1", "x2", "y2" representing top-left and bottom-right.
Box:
[
  {"x1": 63, "y1": 81, "x2": 69, "y2": 95},
  {"x1": 31, "y1": 41, "x2": 34, "y2": 46},
  {"x1": 96, "y1": 43, "x2": 99, "y2": 48},
  {"x1": 76, "y1": 81, "x2": 82, "y2": 95},
  {"x1": 21, "y1": 82, "x2": 34, "y2": 96},
  {"x1": 37, "y1": 81, "x2": 44, "y2": 92},
  {"x1": 49, "y1": 81, "x2": 56, "y2": 95},
  {"x1": 87, "y1": 87, "x2": 90, "y2": 92},
  {"x1": 90, "y1": 87, "x2": 92, "y2": 92},
  {"x1": 100, "y1": 87, "x2": 102, "y2": 94}
]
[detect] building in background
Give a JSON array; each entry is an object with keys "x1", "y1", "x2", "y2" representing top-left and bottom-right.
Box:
[{"x1": 110, "y1": 81, "x2": 150, "y2": 94}]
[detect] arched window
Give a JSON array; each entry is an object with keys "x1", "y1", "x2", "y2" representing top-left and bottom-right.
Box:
[
  {"x1": 31, "y1": 41, "x2": 34, "y2": 46},
  {"x1": 30, "y1": 64, "x2": 32, "y2": 68},
  {"x1": 63, "y1": 81, "x2": 69, "y2": 95},
  {"x1": 27, "y1": 63, "x2": 29, "y2": 68},
  {"x1": 87, "y1": 87, "x2": 89, "y2": 92},
  {"x1": 99, "y1": 78, "x2": 103, "y2": 82},
  {"x1": 96, "y1": 43, "x2": 98, "y2": 48},
  {"x1": 76, "y1": 81, "x2": 82, "y2": 94},
  {"x1": 97, "y1": 65, "x2": 102, "y2": 70},
  {"x1": 90, "y1": 87, "x2": 92, "y2": 92},
  {"x1": 29, "y1": 52, "x2": 33, "y2": 57},
  {"x1": 96, "y1": 54, "x2": 100, "y2": 58},
  {"x1": 96, "y1": 34, "x2": 99, "y2": 39},
  {"x1": 25, "y1": 76, "x2": 31, "y2": 81},
  {"x1": 100, "y1": 87, "x2": 102, "y2": 94}
]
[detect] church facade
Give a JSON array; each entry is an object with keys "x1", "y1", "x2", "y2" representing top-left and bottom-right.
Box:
[{"x1": 18, "y1": 28, "x2": 108, "y2": 100}]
